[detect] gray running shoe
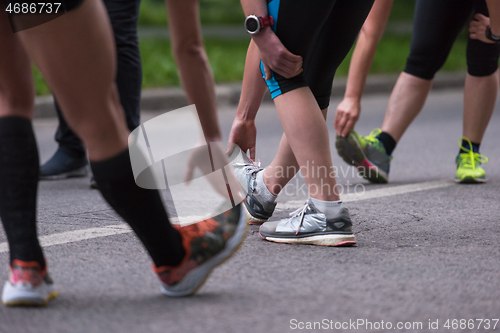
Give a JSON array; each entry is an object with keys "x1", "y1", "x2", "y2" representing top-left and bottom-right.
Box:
[
  {"x1": 232, "y1": 152, "x2": 276, "y2": 225},
  {"x1": 259, "y1": 200, "x2": 355, "y2": 246},
  {"x1": 335, "y1": 129, "x2": 391, "y2": 183}
]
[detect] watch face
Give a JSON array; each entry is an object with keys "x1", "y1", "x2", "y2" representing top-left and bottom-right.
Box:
[{"x1": 245, "y1": 18, "x2": 259, "y2": 33}]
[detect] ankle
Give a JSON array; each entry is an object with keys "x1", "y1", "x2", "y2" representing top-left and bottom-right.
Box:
[
  {"x1": 261, "y1": 169, "x2": 280, "y2": 197},
  {"x1": 460, "y1": 138, "x2": 480, "y2": 154},
  {"x1": 310, "y1": 197, "x2": 343, "y2": 219},
  {"x1": 377, "y1": 132, "x2": 396, "y2": 155}
]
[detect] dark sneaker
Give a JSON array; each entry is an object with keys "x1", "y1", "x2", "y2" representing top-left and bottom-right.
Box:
[
  {"x1": 89, "y1": 176, "x2": 98, "y2": 189},
  {"x1": 154, "y1": 204, "x2": 248, "y2": 297},
  {"x1": 232, "y1": 153, "x2": 276, "y2": 224},
  {"x1": 259, "y1": 200, "x2": 355, "y2": 246},
  {"x1": 336, "y1": 129, "x2": 391, "y2": 183},
  {"x1": 2, "y1": 260, "x2": 57, "y2": 307},
  {"x1": 40, "y1": 148, "x2": 88, "y2": 180},
  {"x1": 455, "y1": 137, "x2": 488, "y2": 183}
]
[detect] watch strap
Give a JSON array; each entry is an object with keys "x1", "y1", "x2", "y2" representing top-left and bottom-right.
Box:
[
  {"x1": 259, "y1": 16, "x2": 274, "y2": 29},
  {"x1": 486, "y1": 25, "x2": 500, "y2": 44}
]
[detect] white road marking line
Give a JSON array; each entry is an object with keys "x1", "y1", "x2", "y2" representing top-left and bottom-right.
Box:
[
  {"x1": 0, "y1": 225, "x2": 131, "y2": 254},
  {"x1": 0, "y1": 180, "x2": 454, "y2": 253},
  {"x1": 277, "y1": 179, "x2": 454, "y2": 210}
]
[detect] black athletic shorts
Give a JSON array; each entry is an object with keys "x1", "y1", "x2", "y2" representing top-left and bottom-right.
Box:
[
  {"x1": 405, "y1": 0, "x2": 500, "y2": 80},
  {"x1": 262, "y1": 0, "x2": 374, "y2": 109},
  {"x1": 3, "y1": 0, "x2": 84, "y2": 32}
]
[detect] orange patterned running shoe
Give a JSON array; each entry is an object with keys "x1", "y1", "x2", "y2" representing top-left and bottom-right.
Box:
[
  {"x1": 154, "y1": 204, "x2": 247, "y2": 297},
  {"x1": 2, "y1": 260, "x2": 57, "y2": 306}
]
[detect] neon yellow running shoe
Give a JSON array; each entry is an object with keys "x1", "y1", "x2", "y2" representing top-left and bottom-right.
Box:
[{"x1": 455, "y1": 137, "x2": 488, "y2": 184}]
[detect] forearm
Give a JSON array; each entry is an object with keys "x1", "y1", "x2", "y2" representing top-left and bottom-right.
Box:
[
  {"x1": 343, "y1": 0, "x2": 393, "y2": 100},
  {"x1": 486, "y1": 0, "x2": 500, "y2": 35},
  {"x1": 167, "y1": 0, "x2": 221, "y2": 142},
  {"x1": 236, "y1": 40, "x2": 267, "y2": 121},
  {"x1": 240, "y1": 0, "x2": 268, "y2": 20},
  {"x1": 344, "y1": 32, "x2": 379, "y2": 100},
  {"x1": 174, "y1": 47, "x2": 221, "y2": 142}
]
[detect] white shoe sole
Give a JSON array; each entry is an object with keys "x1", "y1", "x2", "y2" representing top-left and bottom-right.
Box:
[
  {"x1": 263, "y1": 234, "x2": 356, "y2": 247},
  {"x1": 243, "y1": 203, "x2": 269, "y2": 225},
  {"x1": 160, "y1": 206, "x2": 249, "y2": 297},
  {"x1": 2, "y1": 281, "x2": 57, "y2": 307}
]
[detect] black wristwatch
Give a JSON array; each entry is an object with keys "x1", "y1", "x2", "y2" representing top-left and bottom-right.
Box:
[
  {"x1": 245, "y1": 15, "x2": 274, "y2": 35},
  {"x1": 486, "y1": 25, "x2": 500, "y2": 44}
]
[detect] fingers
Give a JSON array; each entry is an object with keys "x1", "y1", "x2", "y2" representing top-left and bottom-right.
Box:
[
  {"x1": 279, "y1": 59, "x2": 302, "y2": 74},
  {"x1": 261, "y1": 47, "x2": 303, "y2": 79},
  {"x1": 469, "y1": 14, "x2": 494, "y2": 43},
  {"x1": 335, "y1": 112, "x2": 358, "y2": 137},
  {"x1": 469, "y1": 21, "x2": 480, "y2": 30},
  {"x1": 263, "y1": 62, "x2": 271, "y2": 80},
  {"x1": 473, "y1": 13, "x2": 489, "y2": 23},
  {"x1": 335, "y1": 98, "x2": 361, "y2": 137},
  {"x1": 342, "y1": 118, "x2": 357, "y2": 138},
  {"x1": 226, "y1": 142, "x2": 235, "y2": 156},
  {"x1": 333, "y1": 110, "x2": 340, "y2": 132},
  {"x1": 275, "y1": 50, "x2": 303, "y2": 78},
  {"x1": 183, "y1": 164, "x2": 194, "y2": 185},
  {"x1": 335, "y1": 112, "x2": 348, "y2": 137},
  {"x1": 263, "y1": 62, "x2": 272, "y2": 80},
  {"x1": 282, "y1": 50, "x2": 302, "y2": 62},
  {"x1": 263, "y1": 60, "x2": 302, "y2": 80},
  {"x1": 249, "y1": 146, "x2": 256, "y2": 161}
]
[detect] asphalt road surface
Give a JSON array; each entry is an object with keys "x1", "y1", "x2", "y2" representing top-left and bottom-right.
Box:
[{"x1": 1, "y1": 89, "x2": 499, "y2": 333}]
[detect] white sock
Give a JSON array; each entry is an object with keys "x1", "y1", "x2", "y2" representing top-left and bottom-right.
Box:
[
  {"x1": 255, "y1": 170, "x2": 277, "y2": 203},
  {"x1": 310, "y1": 197, "x2": 343, "y2": 219}
]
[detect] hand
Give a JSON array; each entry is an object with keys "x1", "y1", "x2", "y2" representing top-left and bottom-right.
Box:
[
  {"x1": 334, "y1": 97, "x2": 361, "y2": 137},
  {"x1": 183, "y1": 140, "x2": 213, "y2": 186},
  {"x1": 226, "y1": 117, "x2": 257, "y2": 160},
  {"x1": 253, "y1": 29, "x2": 303, "y2": 80},
  {"x1": 470, "y1": 14, "x2": 494, "y2": 44},
  {"x1": 184, "y1": 142, "x2": 244, "y2": 202}
]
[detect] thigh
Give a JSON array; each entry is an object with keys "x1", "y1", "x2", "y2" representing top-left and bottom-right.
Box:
[
  {"x1": 263, "y1": 0, "x2": 338, "y2": 98},
  {"x1": 304, "y1": 0, "x2": 374, "y2": 110},
  {"x1": 17, "y1": 0, "x2": 129, "y2": 159},
  {"x1": 404, "y1": 0, "x2": 474, "y2": 79},
  {"x1": 0, "y1": 7, "x2": 34, "y2": 118},
  {"x1": 466, "y1": 0, "x2": 500, "y2": 77}
]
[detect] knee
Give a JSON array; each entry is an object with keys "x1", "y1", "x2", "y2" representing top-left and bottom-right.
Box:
[
  {"x1": 0, "y1": 83, "x2": 34, "y2": 118},
  {"x1": 468, "y1": 61, "x2": 499, "y2": 77},
  {"x1": 59, "y1": 86, "x2": 127, "y2": 144},
  {"x1": 172, "y1": 38, "x2": 207, "y2": 63},
  {"x1": 404, "y1": 54, "x2": 443, "y2": 80},
  {"x1": 467, "y1": 43, "x2": 500, "y2": 77}
]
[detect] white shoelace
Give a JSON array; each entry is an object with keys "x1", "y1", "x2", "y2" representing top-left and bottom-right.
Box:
[
  {"x1": 233, "y1": 160, "x2": 261, "y2": 175},
  {"x1": 289, "y1": 201, "x2": 311, "y2": 235}
]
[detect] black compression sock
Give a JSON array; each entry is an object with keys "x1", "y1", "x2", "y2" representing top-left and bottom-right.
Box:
[
  {"x1": 0, "y1": 117, "x2": 45, "y2": 269},
  {"x1": 377, "y1": 132, "x2": 397, "y2": 156},
  {"x1": 90, "y1": 149, "x2": 184, "y2": 267},
  {"x1": 460, "y1": 139, "x2": 480, "y2": 154}
]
